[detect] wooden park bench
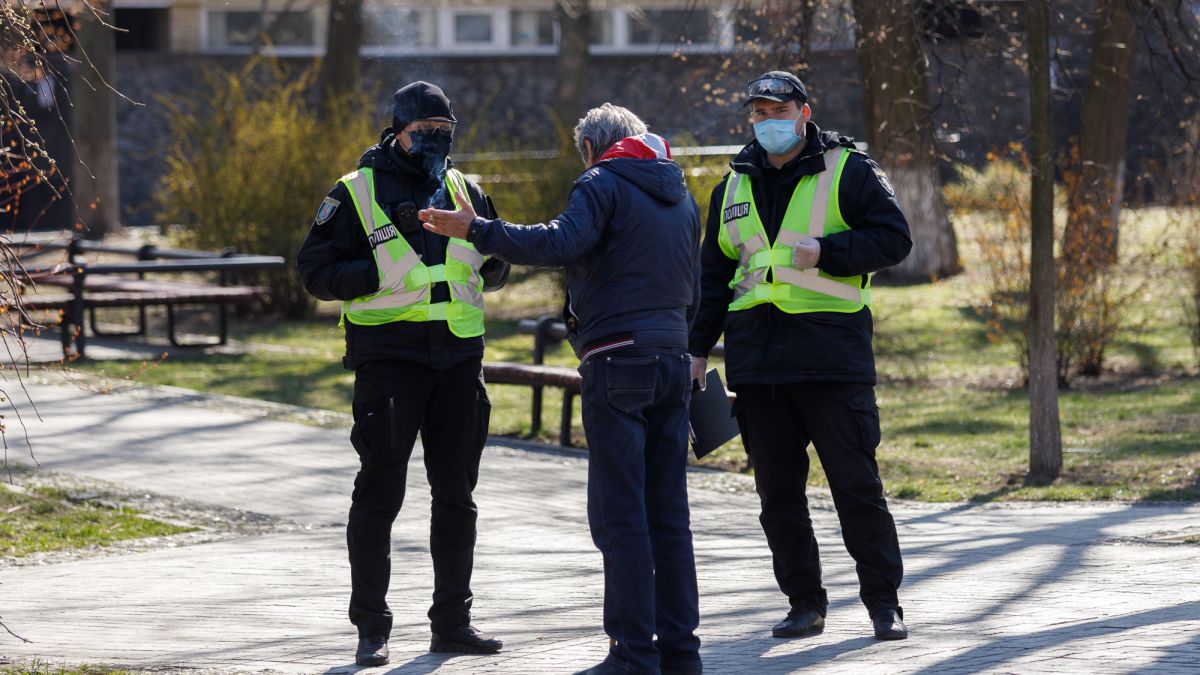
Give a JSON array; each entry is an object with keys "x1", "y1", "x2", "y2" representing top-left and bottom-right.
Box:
[
  {"x1": 483, "y1": 316, "x2": 730, "y2": 448},
  {"x1": 482, "y1": 361, "x2": 582, "y2": 447},
  {"x1": 6, "y1": 236, "x2": 284, "y2": 358}
]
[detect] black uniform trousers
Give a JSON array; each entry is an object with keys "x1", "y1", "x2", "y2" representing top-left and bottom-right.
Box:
[
  {"x1": 736, "y1": 381, "x2": 903, "y2": 617},
  {"x1": 346, "y1": 356, "x2": 490, "y2": 638}
]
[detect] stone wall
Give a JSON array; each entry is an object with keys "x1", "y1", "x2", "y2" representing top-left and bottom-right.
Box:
[
  {"x1": 112, "y1": 51, "x2": 868, "y2": 225},
  {"x1": 110, "y1": 19, "x2": 1197, "y2": 225}
]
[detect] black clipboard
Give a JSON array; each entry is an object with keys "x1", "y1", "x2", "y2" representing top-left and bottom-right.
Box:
[{"x1": 688, "y1": 369, "x2": 740, "y2": 459}]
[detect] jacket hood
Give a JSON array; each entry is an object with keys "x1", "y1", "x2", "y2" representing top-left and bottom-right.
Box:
[
  {"x1": 594, "y1": 134, "x2": 688, "y2": 205},
  {"x1": 598, "y1": 133, "x2": 673, "y2": 161},
  {"x1": 730, "y1": 122, "x2": 856, "y2": 178},
  {"x1": 597, "y1": 157, "x2": 689, "y2": 205}
]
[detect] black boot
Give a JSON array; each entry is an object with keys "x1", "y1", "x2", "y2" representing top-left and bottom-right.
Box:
[
  {"x1": 872, "y1": 607, "x2": 908, "y2": 640},
  {"x1": 429, "y1": 624, "x2": 503, "y2": 654},
  {"x1": 355, "y1": 634, "x2": 389, "y2": 667},
  {"x1": 771, "y1": 607, "x2": 825, "y2": 638}
]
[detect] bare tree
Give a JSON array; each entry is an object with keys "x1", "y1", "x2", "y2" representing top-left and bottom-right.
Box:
[
  {"x1": 71, "y1": 0, "x2": 120, "y2": 237},
  {"x1": 1027, "y1": 0, "x2": 1063, "y2": 484},
  {"x1": 1063, "y1": 0, "x2": 1139, "y2": 267},
  {"x1": 319, "y1": 0, "x2": 363, "y2": 114},
  {"x1": 851, "y1": 0, "x2": 961, "y2": 282},
  {"x1": 554, "y1": 0, "x2": 590, "y2": 128}
]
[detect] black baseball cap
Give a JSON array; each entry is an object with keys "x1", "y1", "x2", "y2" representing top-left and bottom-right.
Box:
[
  {"x1": 392, "y1": 81, "x2": 457, "y2": 131},
  {"x1": 744, "y1": 71, "x2": 809, "y2": 106}
]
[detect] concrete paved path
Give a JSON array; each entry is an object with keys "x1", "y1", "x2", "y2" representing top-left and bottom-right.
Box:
[{"x1": 1, "y1": 377, "x2": 1198, "y2": 673}]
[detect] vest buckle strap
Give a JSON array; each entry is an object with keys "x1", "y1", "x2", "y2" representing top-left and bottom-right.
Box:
[
  {"x1": 774, "y1": 267, "x2": 863, "y2": 303},
  {"x1": 349, "y1": 285, "x2": 431, "y2": 312}
]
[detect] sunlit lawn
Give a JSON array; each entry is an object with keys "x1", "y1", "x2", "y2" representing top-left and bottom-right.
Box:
[
  {"x1": 0, "y1": 478, "x2": 195, "y2": 558},
  {"x1": 71, "y1": 208, "x2": 1200, "y2": 503},
  {"x1": 0, "y1": 664, "x2": 133, "y2": 675}
]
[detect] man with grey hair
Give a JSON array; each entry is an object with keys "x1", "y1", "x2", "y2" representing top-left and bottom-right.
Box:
[{"x1": 421, "y1": 102, "x2": 703, "y2": 675}]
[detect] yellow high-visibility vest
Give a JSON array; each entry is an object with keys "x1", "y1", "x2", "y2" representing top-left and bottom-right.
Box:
[
  {"x1": 717, "y1": 146, "x2": 870, "y2": 314},
  {"x1": 340, "y1": 167, "x2": 486, "y2": 337}
]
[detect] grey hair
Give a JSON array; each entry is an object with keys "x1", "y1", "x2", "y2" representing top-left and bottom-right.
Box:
[{"x1": 574, "y1": 103, "x2": 649, "y2": 162}]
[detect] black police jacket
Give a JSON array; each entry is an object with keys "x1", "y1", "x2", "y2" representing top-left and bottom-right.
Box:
[
  {"x1": 297, "y1": 132, "x2": 510, "y2": 370},
  {"x1": 687, "y1": 123, "x2": 913, "y2": 387}
]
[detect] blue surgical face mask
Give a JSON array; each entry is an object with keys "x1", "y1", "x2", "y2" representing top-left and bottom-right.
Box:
[{"x1": 753, "y1": 118, "x2": 804, "y2": 155}]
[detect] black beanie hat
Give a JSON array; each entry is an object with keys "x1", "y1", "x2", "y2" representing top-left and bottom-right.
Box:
[{"x1": 391, "y1": 81, "x2": 457, "y2": 132}]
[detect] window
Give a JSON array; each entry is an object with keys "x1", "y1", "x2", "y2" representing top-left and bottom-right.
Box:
[
  {"x1": 628, "y1": 8, "x2": 716, "y2": 46},
  {"x1": 206, "y1": 10, "x2": 315, "y2": 50},
  {"x1": 363, "y1": 6, "x2": 436, "y2": 48},
  {"x1": 734, "y1": 1, "x2": 854, "y2": 52},
  {"x1": 590, "y1": 9, "x2": 613, "y2": 45},
  {"x1": 511, "y1": 9, "x2": 554, "y2": 47},
  {"x1": 454, "y1": 12, "x2": 494, "y2": 44}
]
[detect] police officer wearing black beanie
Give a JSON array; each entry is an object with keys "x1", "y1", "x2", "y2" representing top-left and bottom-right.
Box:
[{"x1": 298, "y1": 81, "x2": 508, "y2": 666}]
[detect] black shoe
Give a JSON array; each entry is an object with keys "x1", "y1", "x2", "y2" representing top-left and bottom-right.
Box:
[
  {"x1": 872, "y1": 608, "x2": 908, "y2": 640},
  {"x1": 662, "y1": 668, "x2": 703, "y2": 675},
  {"x1": 355, "y1": 634, "x2": 389, "y2": 667},
  {"x1": 772, "y1": 607, "x2": 825, "y2": 638},
  {"x1": 430, "y1": 624, "x2": 503, "y2": 654}
]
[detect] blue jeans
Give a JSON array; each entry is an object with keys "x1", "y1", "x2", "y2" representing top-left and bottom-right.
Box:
[{"x1": 579, "y1": 348, "x2": 701, "y2": 674}]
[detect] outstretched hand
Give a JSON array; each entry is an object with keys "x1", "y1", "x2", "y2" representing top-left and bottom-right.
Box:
[{"x1": 420, "y1": 199, "x2": 478, "y2": 240}]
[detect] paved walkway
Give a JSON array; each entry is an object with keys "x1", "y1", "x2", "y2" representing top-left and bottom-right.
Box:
[{"x1": 1, "y1": 377, "x2": 1199, "y2": 674}]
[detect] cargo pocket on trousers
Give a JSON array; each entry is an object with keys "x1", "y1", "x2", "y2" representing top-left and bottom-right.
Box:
[
  {"x1": 474, "y1": 374, "x2": 492, "y2": 458},
  {"x1": 605, "y1": 355, "x2": 658, "y2": 414},
  {"x1": 849, "y1": 389, "x2": 882, "y2": 453},
  {"x1": 354, "y1": 395, "x2": 396, "y2": 464}
]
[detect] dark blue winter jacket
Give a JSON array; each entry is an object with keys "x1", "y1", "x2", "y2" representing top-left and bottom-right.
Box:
[{"x1": 468, "y1": 155, "x2": 702, "y2": 356}]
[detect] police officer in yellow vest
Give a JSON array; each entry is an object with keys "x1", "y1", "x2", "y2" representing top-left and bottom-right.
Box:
[
  {"x1": 297, "y1": 81, "x2": 509, "y2": 666},
  {"x1": 688, "y1": 71, "x2": 913, "y2": 641}
]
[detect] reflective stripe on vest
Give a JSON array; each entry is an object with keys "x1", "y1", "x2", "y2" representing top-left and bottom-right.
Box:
[
  {"x1": 339, "y1": 167, "x2": 486, "y2": 337},
  {"x1": 719, "y1": 147, "x2": 871, "y2": 313}
]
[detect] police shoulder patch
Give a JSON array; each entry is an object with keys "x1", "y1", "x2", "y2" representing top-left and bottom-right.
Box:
[
  {"x1": 315, "y1": 197, "x2": 340, "y2": 225},
  {"x1": 867, "y1": 159, "x2": 895, "y2": 197}
]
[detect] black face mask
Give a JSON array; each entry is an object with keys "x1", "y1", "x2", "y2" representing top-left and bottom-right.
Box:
[{"x1": 408, "y1": 129, "x2": 454, "y2": 177}]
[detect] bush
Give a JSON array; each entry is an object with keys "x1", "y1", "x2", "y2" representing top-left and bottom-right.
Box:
[
  {"x1": 453, "y1": 114, "x2": 730, "y2": 301},
  {"x1": 943, "y1": 148, "x2": 1068, "y2": 215},
  {"x1": 156, "y1": 58, "x2": 375, "y2": 318},
  {"x1": 957, "y1": 149, "x2": 1165, "y2": 383},
  {"x1": 456, "y1": 120, "x2": 730, "y2": 228},
  {"x1": 944, "y1": 152, "x2": 1032, "y2": 214},
  {"x1": 455, "y1": 111, "x2": 582, "y2": 226}
]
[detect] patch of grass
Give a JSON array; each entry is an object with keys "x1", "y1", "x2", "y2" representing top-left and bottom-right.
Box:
[
  {"x1": 0, "y1": 663, "x2": 133, "y2": 675},
  {"x1": 0, "y1": 485, "x2": 195, "y2": 558}
]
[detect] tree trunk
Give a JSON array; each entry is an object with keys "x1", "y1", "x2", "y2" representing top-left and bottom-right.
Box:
[
  {"x1": 71, "y1": 0, "x2": 120, "y2": 238},
  {"x1": 1027, "y1": 0, "x2": 1063, "y2": 485},
  {"x1": 851, "y1": 0, "x2": 961, "y2": 281},
  {"x1": 1063, "y1": 0, "x2": 1138, "y2": 267},
  {"x1": 319, "y1": 0, "x2": 363, "y2": 116},
  {"x1": 553, "y1": 0, "x2": 590, "y2": 130}
]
